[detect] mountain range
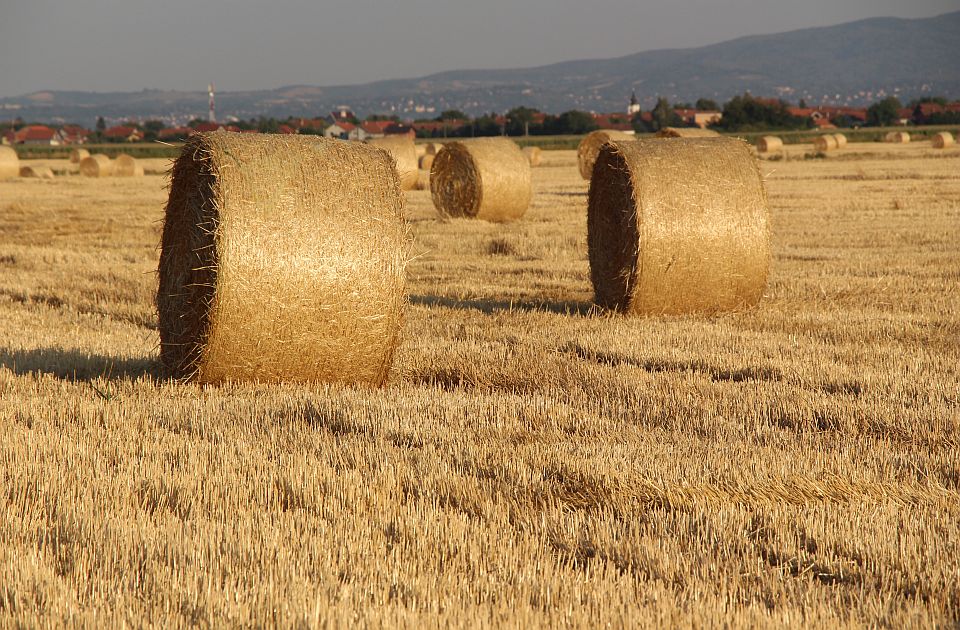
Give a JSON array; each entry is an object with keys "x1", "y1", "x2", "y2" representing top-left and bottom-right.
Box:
[{"x1": 2, "y1": 10, "x2": 958, "y2": 127}]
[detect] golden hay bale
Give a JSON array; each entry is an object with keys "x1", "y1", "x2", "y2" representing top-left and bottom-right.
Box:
[
  {"x1": 79, "y1": 154, "x2": 114, "y2": 177},
  {"x1": 522, "y1": 146, "x2": 542, "y2": 166},
  {"x1": 577, "y1": 130, "x2": 633, "y2": 179},
  {"x1": 0, "y1": 146, "x2": 20, "y2": 179},
  {"x1": 757, "y1": 136, "x2": 783, "y2": 153},
  {"x1": 884, "y1": 131, "x2": 896, "y2": 143},
  {"x1": 655, "y1": 127, "x2": 721, "y2": 138},
  {"x1": 425, "y1": 142, "x2": 443, "y2": 156},
  {"x1": 932, "y1": 131, "x2": 955, "y2": 149},
  {"x1": 430, "y1": 137, "x2": 531, "y2": 222},
  {"x1": 415, "y1": 144, "x2": 427, "y2": 158},
  {"x1": 813, "y1": 135, "x2": 838, "y2": 151},
  {"x1": 114, "y1": 154, "x2": 144, "y2": 177},
  {"x1": 832, "y1": 133, "x2": 847, "y2": 148},
  {"x1": 887, "y1": 131, "x2": 910, "y2": 144},
  {"x1": 368, "y1": 136, "x2": 418, "y2": 191},
  {"x1": 69, "y1": 148, "x2": 90, "y2": 163},
  {"x1": 419, "y1": 153, "x2": 434, "y2": 171},
  {"x1": 19, "y1": 165, "x2": 54, "y2": 179},
  {"x1": 415, "y1": 170, "x2": 431, "y2": 191},
  {"x1": 157, "y1": 132, "x2": 407, "y2": 385},
  {"x1": 587, "y1": 137, "x2": 769, "y2": 315}
]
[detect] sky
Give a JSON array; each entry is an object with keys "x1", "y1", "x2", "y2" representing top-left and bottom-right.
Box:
[{"x1": 0, "y1": 0, "x2": 957, "y2": 98}]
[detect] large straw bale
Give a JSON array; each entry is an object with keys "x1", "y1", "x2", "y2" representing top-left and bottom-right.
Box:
[
  {"x1": 19, "y1": 165, "x2": 54, "y2": 179},
  {"x1": 757, "y1": 136, "x2": 783, "y2": 153},
  {"x1": 368, "y1": 136, "x2": 418, "y2": 190},
  {"x1": 69, "y1": 148, "x2": 90, "y2": 163},
  {"x1": 114, "y1": 153, "x2": 144, "y2": 177},
  {"x1": 655, "y1": 127, "x2": 721, "y2": 138},
  {"x1": 157, "y1": 132, "x2": 408, "y2": 385},
  {"x1": 888, "y1": 131, "x2": 910, "y2": 144},
  {"x1": 587, "y1": 137, "x2": 769, "y2": 315},
  {"x1": 522, "y1": 146, "x2": 542, "y2": 166},
  {"x1": 813, "y1": 135, "x2": 838, "y2": 151},
  {"x1": 577, "y1": 130, "x2": 633, "y2": 179},
  {"x1": 79, "y1": 154, "x2": 114, "y2": 177},
  {"x1": 832, "y1": 133, "x2": 847, "y2": 148},
  {"x1": 430, "y1": 137, "x2": 531, "y2": 222},
  {"x1": 419, "y1": 153, "x2": 434, "y2": 171},
  {"x1": 0, "y1": 146, "x2": 20, "y2": 179},
  {"x1": 932, "y1": 131, "x2": 955, "y2": 148}
]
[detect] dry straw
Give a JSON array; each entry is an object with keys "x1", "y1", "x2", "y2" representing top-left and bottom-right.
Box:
[
  {"x1": 69, "y1": 148, "x2": 90, "y2": 163},
  {"x1": 19, "y1": 165, "x2": 54, "y2": 179},
  {"x1": 0, "y1": 146, "x2": 20, "y2": 179},
  {"x1": 415, "y1": 144, "x2": 427, "y2": 159},
  {"x1": 655, "y1": 127, "x2": 721, "y2": 138},
  {"x1": 813, "y1": 135, "x2": 838, "y2": 151},
  {"x1": 368, "y1": 136, "x2": 418, "y2": 190},
  {"x1": 577, "y1": 130, "x2": 633, "y2": 179},
  {"x1": 415, "y1": 170, "x2": 431, "y2": 191},
  {"x1": 587, "y1": 137, "x2": 770, "y2": 315},
  {"x1": 757, "y1": 136, "x2": 783, "y2": 153},
  {"x1": 79, "y1": 154, "x2": 114, "y2": 177},
  {"x1": 419, "y1": 153, "x2": 434, "y2": 171},
  {"x1": 887, "y1": 131, "x2": 910, "y2": 144},
  {"x1": 114, "y1": 154, "x2": 144, "y2": 177},
  {"x1": 430, "y1": 137, "x2": 531, "y2": 222},
  {"x1": 425, "y1": 142, "x2": 443, "y2": 156},
  {"x1": 157, "y1": 132, "x2": 408, "y2": 385},
  {"x1": 932, "y1": 131, "x2": 955, "y2": 148},
  {"x1": 522, "y1": 146, "x2": 542, "y2": 166},
  {"x1": 833, "y1": 133, "x2": 848, "y2": 148}
]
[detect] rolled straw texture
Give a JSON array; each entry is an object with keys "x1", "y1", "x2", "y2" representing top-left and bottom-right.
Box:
[
  {"x1": 523, "y1": 146, "x2": 542, "y2": 166},
  {"x1": 587, "y1": 137, "x2": 770, "y2": 315},
  {"x1": 157, "y1": 132, "x2": 408, "y2": 385},
  {"x1": 69, "y1": 148, "x2": 90, "y2": 163},
  {"x1": 368, "y1": 136, "x2": 418, "y2": 190},
  {"x1": 656, "y1": 127, "x2": 721, "y2": 138},
  {"x1": 425, "y1": 142, "x2": 443, "y2": 156},
  {"x1": 430, "y1": 137, "x2": 531, "y2": 222},
  {"x1": 0, "y1": 147, "x2": 20, "y2": 179},
  {"x1": 577, "y1": 130, "x2": 633, "y2": 179},
  {"x1": 19, "y1": 165, "x2": 54, "y2": 179},
  {"x1": 891, "y1": 131, "x2": 910, "y2": 144},
  {"x1": 79, "y1": 154, "x2": 113, "y2": 177},
  {"x1": 932, "y1": 132, "x2": 955, "y2": 148},
  {"x1": 415, "y1": 170, "x2": 430, "y2": 191},
  {"x1": 114, "y1": 154, "x2": 144, "y2": 177},
  {"x1": 832, "y1": 133, "x2": 847, "y2": 148},
  {"x1": 757, "y1": 136, "x2": 783, "y2": 153},
  {"x1": 419, "y1": 153, "x2": 434, "y2": 171},
  {"x1": 813, "y1": 135, "x2": 838, "y2": 151}
]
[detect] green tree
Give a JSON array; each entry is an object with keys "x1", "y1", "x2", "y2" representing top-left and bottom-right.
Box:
[
  {"x1": 437, "y1": 110, "x2": 468, "y2": 121},
  {"x1": 798, "y1": 99, "x2": 808, "y2": 109},
  {"x1": 650, "y1": 98, "x2": 681, "y2": 131},
  {"x1": 542, "y1": 110, "x2": 597, "y2": 135},
  {"x1": 866, "y1": 97, "x2": 902, "y2": 127},
  {"x1": 141, "y1": 119, "x2": 164, "y2": 141},
  {"x1": 715, "y1": 93, "x2": 809, "y2": 131},
  {"x1": 505, "y1": 107, "x2": 539, "y2": 136},
  {"x1": 695, "y1": 98, "x2": 719, "y2": 111}
]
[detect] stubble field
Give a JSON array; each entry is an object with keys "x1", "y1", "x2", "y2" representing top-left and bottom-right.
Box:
[{"x1": 0, "y1": 141, "x2": 958, "y2": 627}]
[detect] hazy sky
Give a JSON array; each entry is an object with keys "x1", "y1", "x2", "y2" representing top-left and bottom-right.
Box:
[{"x1": 0, "y1": 0, "x2": 956, "y2": 98}]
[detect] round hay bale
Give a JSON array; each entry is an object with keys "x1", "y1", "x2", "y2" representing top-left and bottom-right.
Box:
[
  {"x1": 884, "y1": 131, "x2": 897, "y2": 143},
  {"x1": 69, "y1": 148, "x2": 90, "y2": 163},
  {"x1": 419, "y1": 153, "x2": 434, "y2": 171},
  {"x1": 19, "y1": 165, "x2": 54, "y2": 179},
  {"x1": 832, "y1": 133, "x2": 847, "y2": 148},
  {"x1": 157, "y1": 131, "x2": 407, "y2": 385},
  {"x1": 655, "y1": 127, "x2": 721, "y2": 138},
  {"x1": 757, "y1": 136, "x2": 783, "y2": 153},
  {"x1": 522, "y1": 146, "x2": 542, "y2": 166},
  {"x1": 79, "y1": 154, "x2": 114, "y2": 177},
  {"x1": 415, "y1": 170, "x2": 430, "y2": 191},
  {"x1": 114, "y1": 154, "x2": 144, "y2": 177},
  {"x1": 932, "y1": 131, "x2": 955, "y2": 149},
  {"x1": 0, "y1": 146, "x2": 19, "y2": 180},
  {"x1": 587, "y1": 137, "x2": 769, "y2": 315},
  {"x1": 813, "y1": 135, "x2": 838, "y2": 151},
  {"x1": 577, "y1": 130, "x2": 633, "y2": 179},
  {"x1": 425, "y1": 142, "x2": 443, "y2": 156},
  {"x1": 891, "y1": 131, "x2": 911, "y2": 144},
  {"x1": 367, "y1": 136, "x2": 418, "y2": 191},
  {"x1": 430, "y1": 137, "x2": 531, "y2": 222},
  {"x1": 415, "y1": 144, "x2": 427, "y2": 159}
]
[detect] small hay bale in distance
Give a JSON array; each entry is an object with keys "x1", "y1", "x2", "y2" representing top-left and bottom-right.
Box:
[
  {"x1": 114, "y1": 154, "x2": 144, "y2": 177},
  {"x1": 69, "y1": 148, "x2": 90, "y2": 163},
  {"x1": 415, "y1": 170, "x2": 430, "y2": 191},
  {"x1": 415, "y1": 144, "x2": 427, "y2": 158},
  {"x1": 587, "y1": 137, "x2": 769, "y2": 315},
  {"x1": 0, "y1": 146, "x2": 19, "y2": 180},
  {"x1": 522, "y1": 146, "x2": 542, "y2": 166},
  {"x1": 832, "y1": 133, "x2": 847, "y2": 148},
  {"x1": 757, "y1": 136, "x2": 783, "y2": 153},
  {"x1": 79, "y1": 154, "x2": 114, "y2": 177},
  {"x1": 655, "y1": 127, "x2": 721, "y2": 138},
  {"x1": 887, "y1": 131, "x2": 910, "y2": 144},
  {"x1": 368, "y1": 136, "x2": 418, "y2": 191},
  {"x1": 157, "y1": 132, "x2": 408, "y2": 385},
  {"x1": 577, "y1": 129, "x2": 633, "y2": 179},
  {"x1": 932, "y1": 132, "x2": 955, "y2": 148},
  {"x1": 19, "y1": 165, "x2": 54, "y2": 179},
  {"x1": 419, "y1": 153, "x2": 434, "y2": 171},
  {"x1": 813, "y1": 135, "x2": 838, "y2": 151},
  {"x1": 425, "y1": 142, "x2": 443, "y2": 156},
  {"x1": 430, "y1": 137, "x2": 531, "y2": 222}
]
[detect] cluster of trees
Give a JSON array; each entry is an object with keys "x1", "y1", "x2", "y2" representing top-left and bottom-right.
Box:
[{"x1": 415, "y1": 108, "x2": 601, "y2": 138}]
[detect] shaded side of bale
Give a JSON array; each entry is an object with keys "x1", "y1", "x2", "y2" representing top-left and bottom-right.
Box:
[
  {"x1": 425, "y1": 142, "x2": 443, "y2": 155},
  {"x1": 577, "y1": 130, "x2": 633, "y2": 179},
  {"x1": 757, "y1": 136, "x2": 783, "y2": 153},
  {"x1": 813, "y1": 135, "x2": 838, "y2": 151},
  {"x1": 415, "y1": 170, "x2": 430, "y2": 191},
  {"x1": 19, "y1": 165, "x2": 54, "y2": 179},
  {"x1": 0, "y1": 146, "x2": 19, "y2": 180},
  {"x1": 69, "y1": 148, "x2": 90, "y2": 163},
  {"x1": 114, "y1": 154, "x2": 144, "y2": 177},
  {"x1": 430, "y1": 137, "x2": 531, "y2": 222},
  {"x1": 892, "y1": 131, "x2": 911, "y2": 144},
  {"x1": 79, "y1": 154, "x2": 113, "y2": 177},
  {"x1": 587, "y1": 137, "x2": 769, "y2": 315},
  {"x1": 522, "y1": 146, "x2": 542, "y2": 166},
  {"x1": 157, "y1": 132, "x2": 408, "y2": 385},
  {"x1": 368, "y1": 136, "x2": 418, "y2": 190},
  {"x1": 932, "y1": 132, "x2": 955, "y2": 148},
  {"x1": 419, "y1": 153, "x2": 434, "y2": 171},
  {"x1": 833, "y1": 133, "x2": 847, "y2": 148},
  {"x1": 655, "y1": 127, "x2": 721, "y2": 138}
]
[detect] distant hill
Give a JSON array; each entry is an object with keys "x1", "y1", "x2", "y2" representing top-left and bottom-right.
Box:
[{"x1": 3, "y1": 11, "x2": 958, "y2": 126}]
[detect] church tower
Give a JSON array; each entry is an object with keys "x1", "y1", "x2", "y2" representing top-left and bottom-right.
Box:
[{"x1": 627, "y1": 90, "x2": 640, "y2": 116}]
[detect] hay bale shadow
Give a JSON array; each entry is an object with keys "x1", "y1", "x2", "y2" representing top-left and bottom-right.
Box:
[
  {"x1": 411, "y1": 294, "x2": 594, "y2": 316},
  {"x1": 0, "y1": 347, "x2": 158, "y2": 382}
]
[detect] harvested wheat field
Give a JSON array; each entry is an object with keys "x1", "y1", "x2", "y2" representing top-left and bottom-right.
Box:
[{"x1": 0, "y1": 140, "x2": 958, "y2": 627}]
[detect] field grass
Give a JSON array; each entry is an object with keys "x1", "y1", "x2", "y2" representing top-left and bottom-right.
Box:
[{"x1": 0, "y1": 141, "x2": 958, "y2": 627}]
